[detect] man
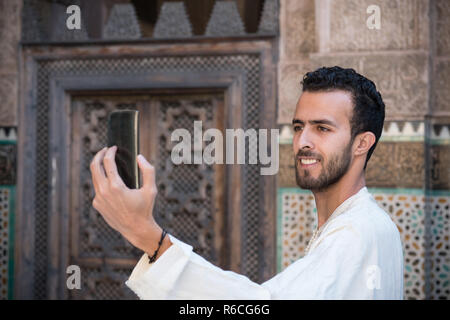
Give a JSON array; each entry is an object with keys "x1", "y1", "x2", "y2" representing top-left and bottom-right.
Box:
[{"x1": 90, "y1": 66, "x2": 403, "y2": 299}]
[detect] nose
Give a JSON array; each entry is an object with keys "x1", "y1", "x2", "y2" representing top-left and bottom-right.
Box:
[{"x1": 295, "y1": 127, "x2": 314, "y2": 151}]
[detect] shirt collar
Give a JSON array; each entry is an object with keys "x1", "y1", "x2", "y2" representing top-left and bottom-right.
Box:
[{"x1": 329, "y1": 186, "x2": 369, "y2": 219}]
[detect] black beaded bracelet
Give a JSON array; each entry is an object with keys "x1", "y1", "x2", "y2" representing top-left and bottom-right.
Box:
[{"x1": 148, "y1": 229, "x2": 168, "y2": 263}]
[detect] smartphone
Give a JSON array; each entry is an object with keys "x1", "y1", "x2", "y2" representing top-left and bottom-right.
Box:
[{"x1": 106, "y1": 110, "x2": 140, "y2": 189}]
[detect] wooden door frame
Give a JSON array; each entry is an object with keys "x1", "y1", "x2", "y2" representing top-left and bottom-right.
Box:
[{"x1": 16, "y1": 40, "x2": 277, "y2": 299}]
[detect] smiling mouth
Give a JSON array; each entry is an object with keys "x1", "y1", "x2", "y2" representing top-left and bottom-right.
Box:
[
  {"x1": 301, "y1": 159, "x2": 318, "y2": 165},
  {"x1": 298, "y1": 158, "x2": 321, "y2": 167}
]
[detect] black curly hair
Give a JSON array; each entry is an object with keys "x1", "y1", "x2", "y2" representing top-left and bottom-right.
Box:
[{"x1": 301, "y1": 66, "x2": 385, "y2": 169}]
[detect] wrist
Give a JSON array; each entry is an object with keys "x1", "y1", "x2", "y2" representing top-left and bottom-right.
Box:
[
  {"x1": 126, "y1": 220, "x2": 160, "y2": 252},
  {"x1": 148, "y1": 229, "x2": 168, "y2": 263},
  {"x1": 128, "y1": 221, "x2": 172, "y2": 261}
]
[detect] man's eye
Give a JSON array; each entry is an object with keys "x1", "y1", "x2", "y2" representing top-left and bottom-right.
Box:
[
  {"x1": 293, "y1": 126, "x2": 303, "y2": 132},
  {"x1": 318, "y1": 126, "x2": 329, "y2": 132}
]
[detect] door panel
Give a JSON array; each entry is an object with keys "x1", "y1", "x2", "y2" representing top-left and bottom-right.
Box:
[{"x1": 69, "y1": 93, "x2": 226, "y2": 299}]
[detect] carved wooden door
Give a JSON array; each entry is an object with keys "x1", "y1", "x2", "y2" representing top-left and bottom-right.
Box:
[{"x1": 69, "y1": 92, "x2": 226, "y2": 299}]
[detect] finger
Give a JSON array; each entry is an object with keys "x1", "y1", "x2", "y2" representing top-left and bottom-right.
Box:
[
  {"x1": 137, "y1": 154, "x2": 156, "y2": 190},
  {"x1": 90, "y1": 147, "x2": 108, "y2": 193},
  {"x1": 103, "y1": 146, "x2": 126, "y2": 188}
]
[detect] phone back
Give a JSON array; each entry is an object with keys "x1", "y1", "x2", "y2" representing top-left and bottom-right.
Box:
[{"x1": 107, "y1": 110, "x2": 140, "y2": 189}]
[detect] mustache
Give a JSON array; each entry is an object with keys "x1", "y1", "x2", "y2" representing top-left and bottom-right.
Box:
[{"x1": 296, "y1": 150, "x2": 323, "y2": 161}]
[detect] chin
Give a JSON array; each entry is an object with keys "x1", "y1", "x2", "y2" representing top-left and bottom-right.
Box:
[{"x1": 296, "y1": 178, "x2": 317, "y2": 190}]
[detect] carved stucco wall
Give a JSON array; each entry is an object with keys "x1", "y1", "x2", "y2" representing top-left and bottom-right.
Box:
[
  {"x1": 0, "y1": 0, "x2": 21, "y2": 126},
  {"x1": 277, "y1": 0, "x2": 431, "y2": 123},
  {"x1": 277, "y1": 0, "x2": 450, "y2": 300}
]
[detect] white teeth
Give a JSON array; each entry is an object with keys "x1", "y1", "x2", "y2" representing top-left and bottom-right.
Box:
[{"x1": 301, "y1": 159, "x2": 318, "y2": 165}]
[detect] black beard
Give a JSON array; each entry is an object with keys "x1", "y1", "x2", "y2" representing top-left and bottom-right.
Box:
[{"x1": 295, "y1": 141, "x2": 352, "y2": 192}]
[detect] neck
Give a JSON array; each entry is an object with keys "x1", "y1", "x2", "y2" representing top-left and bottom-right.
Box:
[{"x1": 312, "y1": 169, "x2": 366, "y2": 229}]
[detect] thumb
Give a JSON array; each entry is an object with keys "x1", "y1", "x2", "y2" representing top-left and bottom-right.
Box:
[{"x1": 137, "y1": 154, "x2": 156, "y2": 190}]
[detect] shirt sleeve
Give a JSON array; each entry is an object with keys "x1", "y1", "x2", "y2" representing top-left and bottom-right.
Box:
[
  {"x1": 125, "y1": 234, "x2": 271, "y2": 299},
  {"x1": 125, "y1": 225, "x2": 374, "y2": 300}
]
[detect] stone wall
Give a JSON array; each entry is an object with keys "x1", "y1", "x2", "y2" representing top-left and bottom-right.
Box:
[{"x1": 0, "y1": 0, "x2": 21, "y2": 126}]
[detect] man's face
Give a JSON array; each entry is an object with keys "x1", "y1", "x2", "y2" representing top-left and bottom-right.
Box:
[{"x1": 292, "y1": 90, "x2": 354, "y2": 191}]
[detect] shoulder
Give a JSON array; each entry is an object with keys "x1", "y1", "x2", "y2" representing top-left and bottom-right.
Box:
[{"x1": 327, "y1": 194, "x2": 401, "y2": 250}]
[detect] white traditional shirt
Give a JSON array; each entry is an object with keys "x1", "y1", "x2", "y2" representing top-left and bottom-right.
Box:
[{"x1": 125, "y1": 187, "x2": 404, "y2": 299}]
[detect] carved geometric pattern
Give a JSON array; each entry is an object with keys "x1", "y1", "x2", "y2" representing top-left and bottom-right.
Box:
[
  {"x1": 21, "y1": 0, "x2": 45, "y2": 42},
  {"x1": 436, "y1": 0, "x2": 450, "y2": 56},
  {"x1": 78, "y1": 100, "x2": 142, "y2": 260},
  {"x1": 205, "y1": 1, "x2": 245, "y2": 36},
  {"x1": 0, "y1": 0, "x2": 20, "y2": 127},
  {"x1": 329, "y1": 0, "x2": 429, "y2": 51},
  {"x1": 366, "y1": 142, "x2": 424, "y2": 189},
  {"x1": 153, "y1": 2, "x2": 192, "y2": 38},
  {"x1": 0, "y1": 0, "x2": 21, "y2": 70},
  {"x1": 74, "y1": 96, "x2": 221, "y2": 270},
  {"x1": 34, "y1": 62, "x2": 51, "y2": 299},
  {"x1": 431, "y1": 124, "x2": 450, "y2": 141},
  {"x1": 0, "y1": 144, "x2": 16, "y2": 186},
  {"x1": 277, "y1": 188, "x2": 444, "y2": 299},
  {"x1": 429, "y1": 145, "x2": 450, "y2": 190},
  {"x1": 154, "y1": 98, "x2": 217, "y2": 260},
  {"x1": 71, "y1": 92, "x2": 246, "y2": 298},
  {"x1": 0, "y1": 187, "x2": 11, "y2": 300},
  {"x1": 434, "y1": 60, "x2": 450, "y2": 115},
  {"x1": 277, "y1": 189, "x2": 316, "y2": 271},
  {"x1": 381, "y1": 121, "x2": 424, "y2": 142},
  {"x1": 258, "y1": 0, "x2": 278, "y2": 34},
  {"x1": 373, "y1": 191, "x2": 426, "y2": 300},
  {"x1": 427, "y1": 194, "x2": 450, "y2": 299},
  {"x1": 0, "y1": 75, "x2": 18, "y2": 127},
  {"x1": 33, "y1": 52, "x2": 262, "y2": 298},
  {"x1": 310, "y1": 53, "x2": 428, "y2": 119},
  {"x1": 103, "y1": 4, "x2": 141, "y2": 40},
  {"x1": 0, "y1": 128, "x2": 17, "y2": 142},
  {"x1": 61, "y1": 95, "x2": 215, "y2": 300},
  {"x1": 70, "y1": 265, "x2": 138, "y2": 300},
  {"x1": 280, "y1": 0, "x2": 315, "y2": 60}
]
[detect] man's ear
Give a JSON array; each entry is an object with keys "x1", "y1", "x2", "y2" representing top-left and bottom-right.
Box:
[{"x1": 353, "y1": 132, "x2": 376, "y2": 156}]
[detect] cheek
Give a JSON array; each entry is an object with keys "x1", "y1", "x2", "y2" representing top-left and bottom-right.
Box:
[
  {"x1": 316, "y1": 138, "x2": 339, "y2": 160},
  {"x1": 322, "y1": 138, "x2": 349, "y2": 160}
]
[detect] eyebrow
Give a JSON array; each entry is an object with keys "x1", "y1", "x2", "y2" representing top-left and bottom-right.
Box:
[{"x1": 292, "y1": 118, "x2": 338, "y2": 128}]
